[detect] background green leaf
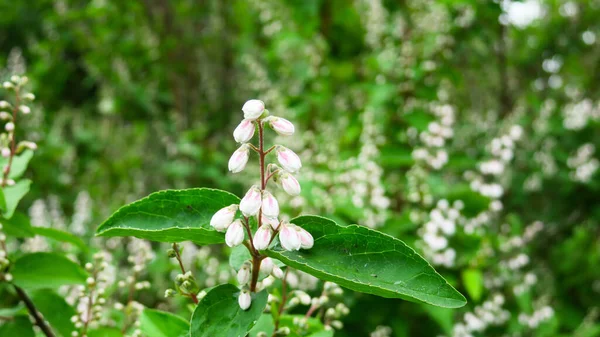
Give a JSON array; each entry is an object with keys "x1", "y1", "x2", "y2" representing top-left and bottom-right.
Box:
[
  {"x1": 11, "y1": 252, "x2": 88, "y2": 290},
  {"x1": 31, "y1": 289, "x2": 77, "y2": 337},
  {"x1": 31, "y1": 227, "x2": 88, "y2": 252},
  {"x1": 461, "y1": 269, "x2": 484, "y2": 302},
  {"x1": 0, "y1": 315, "x2": 35, "y2": 337},
  {"x1": 1, "y1": 179, "x2": 31, "y2": 219},
  {"x1": 266, "y1": 215, "x2": 466, "y2": 308},
  {"x1": 140, "y1": 308, "x2": 189, "y2": 337},
  {"x1": 0, "y1": 211, "x2": 34, "y2": 238},
  {"x1": 0, "y1": 150, "x2": 35, "y2": 180}
]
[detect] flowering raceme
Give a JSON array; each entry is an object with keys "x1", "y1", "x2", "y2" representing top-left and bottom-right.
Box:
[{"x1": 210, "y1": 99, "x2": 312, "y2": 309}]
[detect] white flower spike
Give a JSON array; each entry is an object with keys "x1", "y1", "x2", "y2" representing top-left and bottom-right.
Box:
[
  {"x1": 253, "y1": 225, "x2": 272, "y2": 251},
  {"x1": 225, "y1": 220, "x2": 245, "y2": 247},
  {"x1": 210, "y1": 204, "x2": 238, "y2": 232},
  {"x1": 276, "y1": 146, "x2": 302, "y2": 173},
  {"x1": 242, "y1": 99, "x2": 265, "y2": 121},
  {"x1": 228, "y1": 144, "x2": 250, "y2": 173},
  {"x1": 279, "y1": 172, "x2": 301, "y2": 196},
  {"x1": 240, "y1": 185, "x2": 262, "y2": 216},
  {"x1": 279, "y1": 223, "x2": 301, "y2": 251},
  {"x1": 238, "y1": 289, "x2": 252, "y2": 310},
  {"x1": 261, "y1": 190, "x2": 279, "y2": 219},
  {"x1": 266, "y1": 116, "x2": 295, "y2": 136},
  {"x1": 233, "y1": 119, "x2": 255, "y2": 143}
]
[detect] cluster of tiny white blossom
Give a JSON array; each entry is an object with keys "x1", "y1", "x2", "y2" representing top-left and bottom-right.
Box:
[
  {"x1": 412, "y1": 103, "x2": 455, "y2": 170},
  {"x1": 449, "y1": 294, "x2": 510, "y2": 337},
  {"x1": 370, "y1": 325, "x2": 393, "y2": 337},
  {"x1": 562, "y1": 98, "x2": 600, "y2": 130},
  {"x1": 210, "y1": 99, "x2": 313, "y2": 310},
  {"x1": 567, "y1": 143, "x2": 599, "y2": 183},
  {"x1": 518, "y1": 306, "x2": 555, "y2": 329},
  {"x1": 418, "y1": 199, "x2": 463, "y2": 267}
]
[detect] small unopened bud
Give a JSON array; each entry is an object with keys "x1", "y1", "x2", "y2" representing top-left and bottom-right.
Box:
[
  {"x1": 257, "y1": 332, "x2": 268, "y2": 337},
  {"x1": 238, "y1": 289, "x2": 252, "y2": 310},
  {"x1": 0, "y1": 112, "x2": 11, "y2": 119},
  {"x1": 239, "y1": 185, "x2": 262, "y2": 216},
  {"x1": 17, "y1": 141, "x2": 37, "y2": 152},
  {"x1": 275, "y1": 327, "x2": 290, "y2": 335},
  {"x1": 167, "y1": 249, "x2": 177, "y2": 258},
  {"x1": 197, "y1": 290, "x2": 207, "y2": 300},
  {"x1": 296, "y1": 227, "x2": 314, "y2": 250},
  {"x1": 0, "y1": 101, "x2": 10, "y2": 109},
  {"x1": 19, "y1": 106, "x2": 31, "y2": 114},
  {"x1": 272, "y1": 265, "x2": 284, "y2": 279},
  {"x1": 331, "y1": 320, "x2": 343, "y2": 329},
  {"x1": 253, "y1": 225, "x2": 272, "y2": 251},
  {"x1": 288, "y1": 297, "x2": 300, "y2": 307},
  {"x1": 225, "y1": 219, "x2": 245, "y2": 247},
  {"x1": 4, "y1": 273, "x2": 12, "y2": 282},
  {"x1": 228, "y1": 144, "x2": 250, "y2": 173},
  {"x1": 260, "y1": 257, "x2": 274, "y2": 274},
  {"x1": 261, "y1": 214, "x2": 281, "y2": 230},
  {"x1": 279, "y1": 172, "x2": 301, "y2": 196},
  {"x1": 242, "y1": 99, "x2": 266, "y2": 121},
  {"x1": 266, "y1": 116, "x2": 295, "y2": 136},
  {"x1": 237, "y1": 264, "x2": 251, "y2": 285},
  {"x1": 164, "y1": 289, "x2": 176, "y2": 298},
  {"x1": 85, "y1": 263, "x2": 94, "y2": 271},
  {"x1": 294, "y1": 291, "x2": 311, "y2": 305},
  {"x1": 1, "y1": 148, "x2": 10, "y2": 158},
  {"x1": 261, "y1": 190, "x2": 279, "y2": 219},
  {"x1": 2, "y1": 82, "x2": 13, "y2": 89},
  {"x1": 23, "y1": 93, "x2": 35, "y2": 101},
  {"x1": 325, "y1": 307, "x2": 336, "y2": 318},
  {"x1": 233, "y1": 119, "x2": 256, "y2": 143},
  {"x1": 5, "y1": 122, "x2": 15, "y2": 132},
  {"x1": 279, "y1": 223, "x2": 301, "y2": 251},
  {"x1": 276, "y1": 146, "x2": 302, "y2": 173},
  {"x1": 209, "y1": 204, "x2": 238, "y2": 232}
]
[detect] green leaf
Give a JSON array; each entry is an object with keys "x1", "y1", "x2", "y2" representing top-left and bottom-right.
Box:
[
  {"x1": 96, "y1": 188, "x2": 239, "y2": 245},
  {"x1": 190, "y1": 284, "x2": 268, "y2": 337},
  {"x1": 1, "y1": 179, "x2": 31, "y2": 219},
  {"x1": 308, "y1": 331, "x2": 334, "y2": 337},
  {"x1": 229, "y1": 245, "x2": 252, "y2": 271},
  {"x1": 248, "y1": 314, "x2": 275, "y2": 337},
  {"x1": 0, "y1": 211, "x2": 34, "y2": 238},
  {"x1": 0, "y1": 304, "x2": 26, "y2": 317},
  {"x1": 266, "y1": 216, "x2": 466, "y2": 308},
  {"x1": 31, "y1": 227, "x2": 88, "y2": 252},
  {"x1": 11, "y1": 253, "x2": 88, "y2": 290},
  {"x1": 31, "y1": 289, "x2": 77, "y2": 337},
  {"x1": 461, "y1": 269, "x2": 483, "y2": 302},
  {"x1": 0, "y1": 316, "x2": 35, "y2": 337},
  {"x1": 0, "y1": 150, "x2": 35, "y2": 180},
  {"x1": 140, "y1": 309, "x2": 189, "y2": 337},
  {"x1": 88, "y1": 327, "x2": 124, "y2": 337},
  {"x1": 279, "y1": 315, "x2": 326, "y2": 337}
]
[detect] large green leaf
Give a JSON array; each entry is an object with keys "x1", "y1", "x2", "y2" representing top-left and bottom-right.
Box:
[
  {"x1": 0, "y1": 150, "x2": 34, "y2": 180},
  {"x1": 266, "y1": 216, "x2": 466, "y2": 308},
  {"x1": 0, "y1": 315, "x2": 35, "y2": 337},
  {"x1": 0, "y1": 211, "x2": 34, "y2": 238},
  {"x1": 96, "y1": 188, "x2": 239, "y2": 245},
  {"x1": 190, "y1": 284, "x2": 267, "y2": 337},
  {"x1": 140, "y1": 309, "x2": 189, "y2": 337},
  {"x1": 11, "y1": 253, "x2": 88, "y2": 290},
  {"x1": 32, "y1": 227, "x2": 88, "y2": 252},
  {"x1": 31, "y1": 289, "x2": 77, "y2": 337},
  {"x1": 1, "y1": 179, "x2": 31, "y2": 219}
]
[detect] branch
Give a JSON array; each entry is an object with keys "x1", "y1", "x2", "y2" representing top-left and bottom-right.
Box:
[{"x1": 14, "y1": 285, "x2": 56, "y2": 337}]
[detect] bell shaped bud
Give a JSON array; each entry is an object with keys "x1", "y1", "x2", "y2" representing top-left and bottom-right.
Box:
[
  {"x1": 272, "y1": 265, "x2": 284, "y2": 279},
  {"x1": 296, "y1": 227, "x2": 314, "y2": 249},
  {"x1": 228, "y1": 144, "x2": 250, "y2": 173},
  {"x1": 266, "y1": 116, "x2": 295, "y2": 136},
  {"x1": 242, "y1": 99, "x2": 265, "y2": 121},
  {"x1": 238, "y1": 289, "x2": 252, "y2": 310},
  {"x1": 237, "y1": 263, "x2": 251, "y2": 285},
  {"x1": 5, "y1": 122, "x2": 15, "y2": 132},
  {"x1": 233, "y1": 119, "x2": 255, "y2": 143},
  {"x1": 210, "y1": 204, "x2": 238, "y2": 232},
  {"x1": 261, "y1": 190, "x2": 279, "y2": 219},
  {"x1": 294, "y1": 290, "x2": 311, "y2": 305},
  {"x1": 253, "y1": 225, "x2": 272, "y2": 251},
  {"x1": 1, "y1": 148, "x2": 10, "y2": 158},
  {"x1": 276, "y1": 146, "x2": 302, "y2": 173},
  {"x1": 279, "y1": 223, "x2": 301, "y2": 251},
  {"x1": 260, "y1": 257, "x2": 274, "y2": 274},
  {"x1": 261, "y1": 214, "x2": 281, "y2": 230},
  {"x1": 240, "y1": 185, "x2": 262, "y2": 216},
  {"x1": 279, "y1": 172, "x2": 301, "y2": 196},
  {"x1": 225, "y1": 220, "x2": 245, "y2": 247}
]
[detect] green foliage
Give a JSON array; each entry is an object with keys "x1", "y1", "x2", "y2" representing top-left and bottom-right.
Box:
[
  {"x1": 31, "y1": 289, "x2": 77, "y2": 337},
  {"x1": 10, "y1": 253, "x2": 88, "y2": 290},
  {"x1": 140, "y1": 309, "x2": 189, "y2": 337},
  {"x1": 0, "y1": 315, "x2": 35, "y2": 337},
  {"x1": 1, "y1": 179, "x2": 31, "y2": 219}
]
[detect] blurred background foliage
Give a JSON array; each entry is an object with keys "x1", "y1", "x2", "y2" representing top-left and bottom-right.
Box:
[{"x1": 1, "y1": 0, "x2": 599, "y2": 336}]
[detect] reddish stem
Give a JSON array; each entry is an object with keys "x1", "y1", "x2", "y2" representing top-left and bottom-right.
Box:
[{"x1": 173, "y1": 243, "x2": 199, "y2": 304}]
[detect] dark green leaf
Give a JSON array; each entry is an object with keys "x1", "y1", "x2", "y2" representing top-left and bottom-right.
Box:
[
  {"x1": 31, "y1": 289, "x2": 77, "y2": 337},
  {"x1": 0, "y1": 211, "x2": 34, "y2": 238},
  {"x1": 1, "y1": 179, "x2": 31, "y2": 219},
  {"x1": 0, "y1": 315, "x2": 35, "y2": 337},
  {"x1": 140, "y1": 309, "x2": 189, "y2": 337},
  {"x1": 190, "y1": 284, "x2": 267, "y2": 337},
  {"x1": 96, "y1": 188, "x2": 239, "y2": 245},
  {"x1": 11, "y1": 253, "x2": 88, "y2": 290},
  {"x1": 31, "y1": 227, "x2": 88, "y2": 251},
  {"x1": 266, "y1": 216, "x2": 466, "y2": 308}
]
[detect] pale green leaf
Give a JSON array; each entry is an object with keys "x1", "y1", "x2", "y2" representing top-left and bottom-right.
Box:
[
  {"x1": 1, "y1": 179, "x2": 31, "y2": 219},
  {"x1": 32, "y1": 227, "x2": 88, "y2": 252},
  {"x1": 11, "y1": 253, "x2": 88, "y2": 290},
  {"x1": 140, "y1": 309, "x2": 189, "y2": 337},
  {"x1": 461, "y1": 269, "x2": 483, "y2": 302}
]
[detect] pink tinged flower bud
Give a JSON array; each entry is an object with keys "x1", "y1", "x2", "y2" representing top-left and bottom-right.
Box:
[
  {"x1": 228, "y1": 145, "x2": 250, "y2": 173},
  {"x1": 261, "y1": 190, "x2": 279, "y2": 219},
  {"x1": 280, "y1": 172, "x2": 301, "y2": 196},
  {"x1": 238, "y1": 289, "x2": 252, "y2": 310},
  {"x1": 268, "y1": 117, "x2": 295, "y2": 136},
  {"x1": 237, "y1": 264, "x2": 251, "y2": 285},
  {"x1": 253, "y1": 225, "x2": 272, "y2": 251},
  {"x1": 242, "y1": 99, "x2": 265, "y2": 121},
  {"x1": 210, "y1": 204, "x2": 238, "y2": 232},
  {"x1": 262, "y1": 214, "x2": 281, "y2": 230},
  {"x1": 240, "y1": 185, "x2": 262, "y2": 216},
  {"x1": 260, "y1": 257, "x2": 274, "y2": 274},
  {"x1": 272, "y1": 265, "x2": 284, "y2": 279},
  {"x1": 233, "y1": 119, "x2": 255, "y2": 143},
  {"x1": 1, "y1": 148, "x2": 10, "y2": 158},
  {"x1": 5, "y1": 122, "x2": 15, "y2": 132},
  {"x1": 225, "y1": 220, "x2": 245, "y2": 247},
  {"x1": 276, "y1": 146, "x2": 302, "y2": 173},
  {"x1": 279, "y1": 223, "x2": 301, "y2": 251},
  {"x1": 297, "y1": 227, "x2": 314, "y2": 250}
]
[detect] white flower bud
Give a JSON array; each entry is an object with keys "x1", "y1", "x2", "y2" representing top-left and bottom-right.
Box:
[
  {"x1": 210, "y1": 204, "x2": 238, "y2": 232},
  {"x1": 233, "y1": 119, "x2": 255, "y2": 143},
  {"x1": 271, "y1": 265, "x2": 284, "y2": 279},
  {"x1": 1, "y1": 148, "x2": 10, "y2": 158},
  {"x1": 279, "y1": 172, "x2": 301, "y2": 196},
  {"x1": 225, "y1": 220, "x2": 245, "y2": 247},
  {"x1": 279, "y1": 223, "x2": 301, "y2": 251},
  {"x1": 2, "y1": 82, "x2": 13, "y2": 89},
  {"x1": 266, "y1": 116, "x2": 295, "y2": 136},
  {"x1": 276, "y1": 146, "x2": 302, "y2": 173},
  {"x1": 238, "y1": 289, "x2": 252, "y2": 310},
  {"x1": 294, "y1": 291, "x2": 311, "y2": 305},
  {"x1": 240, "y1": 185, "x2": 262, "y2": 216},
  {"x1": 19, "y1": 106, "x2": 31, "y2": 114},
  {"x1": 261, "y1": 214, "x2": 280, "y2": 230},
  {"x1": 228, "y1": 144, "x2": 250, "y2": 173},
  {"x1": 0, "y1": 101, "x2": 10, "y2": 109},
  {"x1": 296, "y1": 227, "x2": 314, "y2": 249},
  {"x1": 5, "y1": 122, "x2": 15, "y2": 132},
  {"x1": 237, "y1": 264, "x2": 251, "y2": 285},
  {"x1": 23, "y1": 93, "x2": 35, "y2": 101},
  {"x1": 253, "y1": 225, "x2": 272, "y2": 251},
  {"x1": 260, "y1": 257, "x2": 274, "y2": 274},
  {"x1": 261, "y1": 190, "x2": 279, "y2": 219},
  {"x1": 242, "y1": 99, "x2": 265, "y2": 121}
]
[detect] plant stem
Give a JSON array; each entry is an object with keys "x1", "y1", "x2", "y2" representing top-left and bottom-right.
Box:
[
  {"x1": 172, "y1": 243, "x2": 199, "y2": 304},
  {"x1": 249, "y1": 120, "x2": 268, "y2": 292},
  {"x1": 2, "y1": 87, "x2": 20, "y2": 187},
  {"x1": 14, "y1": 285, "x2": 56, "y2": 337}
]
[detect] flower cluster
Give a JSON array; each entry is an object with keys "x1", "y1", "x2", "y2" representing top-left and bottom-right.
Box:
[
  {"x1": 211, "y1": 99, "x2": 313, "y2": 309},
  {"x1": 567, "y1": 143, "x2": 599, "y2": 183},
  {"x1": 418, "y1": 199, "x2": 463, "y2": 267},
  {"x1": 412, "y1": 103, "x2": 455, "y2": 170},
  {"x1": 449, "y1": 294, "x2": 510, "y2": 337}
]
